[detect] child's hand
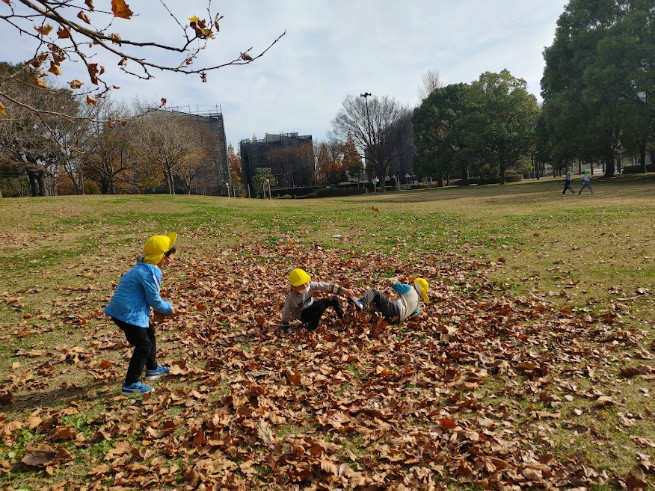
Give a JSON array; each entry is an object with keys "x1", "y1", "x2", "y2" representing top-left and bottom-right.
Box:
[
  {"x1": 387, "y1": 277, "x2": 400, "y2": 285},
  {"x1": 341, "y1": 288, "x2": 354, "y2": 297}
]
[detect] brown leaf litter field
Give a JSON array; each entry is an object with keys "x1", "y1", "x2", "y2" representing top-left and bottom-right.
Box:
[{"x1": 1, "y1": 241, "x2": 654, "y2": 489}]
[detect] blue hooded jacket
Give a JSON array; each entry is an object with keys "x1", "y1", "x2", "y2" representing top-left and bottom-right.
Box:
[{"x1": 104, "y1": 262, "x2": 173, "y2": 328}]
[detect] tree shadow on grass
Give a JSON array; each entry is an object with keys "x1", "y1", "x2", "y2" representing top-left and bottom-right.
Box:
[{"x1": 2, "y1": 379, "x2": 115, "y2": 413}]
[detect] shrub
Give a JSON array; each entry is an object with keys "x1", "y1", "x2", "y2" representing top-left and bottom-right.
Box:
[
  {"x1": 314, "y1": 187, "x2": 367, "y2": 198},
  {"x1": 622, "y1": 164, "x2": 655, "y2": 174}
]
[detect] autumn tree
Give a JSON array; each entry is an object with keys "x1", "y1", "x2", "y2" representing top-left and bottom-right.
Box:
[
  {"x1": 0, "y1": 63, "x2": 79, "y2": 196},
  {"x1": 0, "y1": 0, "x2": 284, "y2": 119},
  {"x1": 315, "y1": 141, "x2": 344, "y2": 185},
  {"x1": 331, "y1": 94, "x2": 411, "y2": 192},
  {"x1": 341, "y1": 135, "x2": 363, "y2": 181},
  {"x1": 84, "y1": 101, "x2": 132, "y2": 194},
  {"x1": 129, "y1": 111, "x2": 208, "y2": 194},
  {"x1": 227, "y1": 144, "x2": 243, "y2": 196}
]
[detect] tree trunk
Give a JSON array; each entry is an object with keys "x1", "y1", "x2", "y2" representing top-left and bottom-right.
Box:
[
  {"x1": 460, "y1": 166, "x2": 468, "y2": 185},
  {"x1": 603, "y1": 150, "x2": 615, "y2": 178},
  {"x1": 436, "y1": 172, "x2": 444, "y2": 187},
  {"x1": 639, "y1": 141, "x2": 647, "y2": 173},
  {"x1": 26, "y1": 168, "x2": 39, "y2": 196}
]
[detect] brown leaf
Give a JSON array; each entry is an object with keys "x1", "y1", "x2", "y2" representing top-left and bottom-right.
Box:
[
  {"x1": 69, "y1": 79, "x2": 83, "y2": 89},
  {"x1": 437, "y1": 417, "x2": 457, "y2": 430},
  {"x1": 624, "y1": 473, "x2": 648, "y2": 489},
  {"x1": 111, "y1": 0, "x2": 133, "y2": 19},
  {"x1": 320, "y1": 456, "x2": 338, "y2": 475},
  {"x1": 256, "y1": 418, "x2": 274, "y2": 445},
  {"x1": 77, "y1": 10, "x2": 91, "y2": 24},
  {"x1": 241, "y1": 52, "x2": 253, "y2": 61},
  {"x1": 48, "y1": 64, "x2": 62, "y2": 76},
  {"x1": 35, "y1": 25, "x2": 53, "y2": 36},
  {"x1": 596, "y1": 396, "x2": 615, "y2": 407},
  {"x1": 53, "y1": 426, "x2": 77, "y2": 440},
  {"x1": 22, "y1": 450, "x2": 56, "y2": 467}
]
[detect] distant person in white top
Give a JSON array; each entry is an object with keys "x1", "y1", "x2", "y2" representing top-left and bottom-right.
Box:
[{"x1": 579, "y1": 171, "x2": 594, "y2": 194}]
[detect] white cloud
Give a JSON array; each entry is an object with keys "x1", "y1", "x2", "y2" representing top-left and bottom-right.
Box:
[{"x1": 1, "y1": 0, "x2": 568, "y2": 147}]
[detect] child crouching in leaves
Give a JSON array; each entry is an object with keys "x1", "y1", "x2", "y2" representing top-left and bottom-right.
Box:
[
  {"x1": 281, "y1": 268, "x2": 354, "y2": 333},
  {"x1": 349, "y1": 277, "x2": 429, "y2": 325}
]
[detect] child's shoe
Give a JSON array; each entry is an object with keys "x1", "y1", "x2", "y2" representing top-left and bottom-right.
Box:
[
  {"x1": 145, "y1": 366, "x2": 170, "y2": 380},
  {"x1": 348, "y1": 297, "x2": 365, "y2": 312},
  {"x1": 122, "y1": 381, "x2": 154, "y2": 396},
  {"x1": 281, "y1": 323, "x2": 292, "y2": 334}
]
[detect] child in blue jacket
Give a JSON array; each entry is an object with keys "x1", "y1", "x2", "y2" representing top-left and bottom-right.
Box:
[
  {"x1": 104, "y1": 233, "x2": 177, "y2": 395},
  {"x1": 349, "y1": 277, "x2": 429, "y2": 324}
]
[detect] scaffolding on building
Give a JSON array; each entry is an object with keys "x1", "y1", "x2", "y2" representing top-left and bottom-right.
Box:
[{"x1": 240, "y1": 132, "x2": 314, "y2": 193}]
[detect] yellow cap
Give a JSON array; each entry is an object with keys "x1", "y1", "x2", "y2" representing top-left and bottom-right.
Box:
[
  {"x1": 289, "y1": 268, "x2": 311, "y2": 287},
  {"x1": 414, "y1": 277, "x2": 429, "y2": 302},
  {"x1": 143, "y1": 232, "x2": 177, "y2": 265}
]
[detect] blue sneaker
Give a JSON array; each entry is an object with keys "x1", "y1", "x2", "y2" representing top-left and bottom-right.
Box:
[
  {"x1": 145, "y1": 366, "x2": 170, "y2": 380},
  {"x1": 121, "y1": 381, "x2": 154, "y2": 396}
]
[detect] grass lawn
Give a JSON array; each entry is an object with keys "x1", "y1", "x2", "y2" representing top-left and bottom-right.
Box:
[{"x1": 0, "y1": 174, "x2": 653, "y2": 489}]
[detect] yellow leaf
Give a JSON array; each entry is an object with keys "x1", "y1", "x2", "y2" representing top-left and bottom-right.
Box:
[
  {"x1": 111, "y1": 0, "x2": 133, "y2": 19},
  {"x1": 188, "y1": 15, "x2": 200, "y2": 23},
  {"x1": 0, "y1": 102, "x2": 7, "y2": 116}
]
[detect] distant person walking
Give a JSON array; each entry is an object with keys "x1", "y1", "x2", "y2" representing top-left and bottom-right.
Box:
[
  {"x1": 562, "y1": 171, "x2": 576, "y2": 195},
  {"x1": 578, "y1": 170, "x2": 594, "y2": 194}
]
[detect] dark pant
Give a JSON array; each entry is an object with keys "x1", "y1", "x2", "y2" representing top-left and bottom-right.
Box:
[
  {"x1": 361, "y1": 289, "x2": 400, "y2": 324},
  {"x1": 562, "y1": 181, "x2": 575, "y2": 194},
  {"x1": 300, "y1": 296, "x2": 342, "y2": 331},
  {"x1": 112, "y1": 318, "x2": 157, "y2": 384}
]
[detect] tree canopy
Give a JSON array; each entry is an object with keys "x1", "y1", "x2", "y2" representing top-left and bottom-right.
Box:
[{"x1": 540, "y1": 0, "x2": 655, "y2": 176}]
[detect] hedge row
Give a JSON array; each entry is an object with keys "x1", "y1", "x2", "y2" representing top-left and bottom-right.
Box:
[{"x1": 621, "y1": 164, "x2": 655, "y2": 174}]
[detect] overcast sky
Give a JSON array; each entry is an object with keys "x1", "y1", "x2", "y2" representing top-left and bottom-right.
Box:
[{"x1": 2, "y1": 0, "x2": 569, "y2": 148}]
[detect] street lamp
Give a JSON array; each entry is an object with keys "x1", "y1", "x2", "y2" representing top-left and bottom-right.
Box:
[
  {"x1": 266, "y1": 178, "x2": 271, "y2": 199},
  {"x1": 226, "y1": 181, "x2": 230, "y2": 198}
]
